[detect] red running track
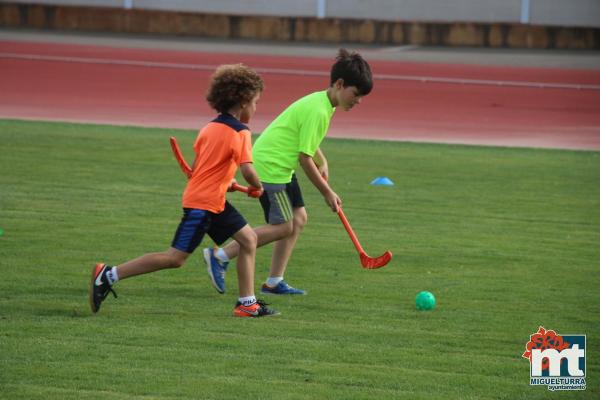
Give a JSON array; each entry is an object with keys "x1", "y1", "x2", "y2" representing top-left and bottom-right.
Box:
[{"x1": 1, "y1": 40, "x2": 600, "y2": 150}]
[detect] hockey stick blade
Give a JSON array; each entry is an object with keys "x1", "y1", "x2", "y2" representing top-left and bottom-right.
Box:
[
  {"x1": 338, "y1": 208, "x2": 392, "y2": 269},
  {"x1": 360, "y1": 250, "x2": 393, "y2": 269}
]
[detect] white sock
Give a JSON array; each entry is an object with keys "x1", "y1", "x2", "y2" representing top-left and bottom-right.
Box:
[
  {"x1": 107, "y1": 266, "x2": 119, "y2": 285},
  {"x1": 238, "y1": 295, "x2": 256, "y2": 306},
  {"x1": 216, "y1": 248, "x2": 229, "y2": 263},
  {"x1": 266, "y1": 277, "x2": 283, "y2": 287}
]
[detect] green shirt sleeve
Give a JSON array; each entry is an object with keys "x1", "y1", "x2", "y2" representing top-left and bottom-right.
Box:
[{"x1": 298, "y1": 108, "x2": 331, "y2": 157}]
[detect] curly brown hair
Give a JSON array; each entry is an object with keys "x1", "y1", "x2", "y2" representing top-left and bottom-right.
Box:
[{"x1": 206, "y1": 64, "x2": 264, "y2": 114}]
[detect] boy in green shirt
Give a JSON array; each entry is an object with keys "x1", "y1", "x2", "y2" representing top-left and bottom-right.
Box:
[{"x1": 204, "y1": 49, "x2": 373, "y2": 295}]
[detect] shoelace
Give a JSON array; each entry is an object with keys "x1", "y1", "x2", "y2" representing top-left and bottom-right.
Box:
[
  {"x1": 255, "y1": 299, "x2": 272, "y2": 310},
  {"x1": 215, "y1": 258, "x2": 228, "y2": 275},
  {"x1": 256, "y1": 299, "x2": 268, "y2": 306},
  {"x1": 101, "y1": 286, "x2": 118, "y2": 300}
]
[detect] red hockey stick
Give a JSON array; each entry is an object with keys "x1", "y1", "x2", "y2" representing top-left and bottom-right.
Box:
[
  {"x1": 229, "y1": 182, "x2": 256, "y2": 195},
  {"x1": 169, "y1": 136, "x2": 262, "y2": 197},
  {"x1": 337, "y1": 208, "x2": 392, "y2": 269},
  {"x1": 320, "y1": 173, "x2": 391, "y2": 269},
  {"x1": 170, "y1": 136, "x2": 192, "y2": 178}
]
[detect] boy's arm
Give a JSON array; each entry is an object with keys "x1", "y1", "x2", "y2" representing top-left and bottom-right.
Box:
[
  {"x1": 313, "y1": 147, "x2": 329, "y2": 181},
  {"x1": 239, "y1": 162, "x2": 263, "y2": 196},
  {"x1": 299, "y1": 153, "x2": 340, "y2": 212}
]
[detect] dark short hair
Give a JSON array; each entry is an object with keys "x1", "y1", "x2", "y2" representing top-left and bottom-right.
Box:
[
  {"x1": 206, "y1": 64, "x2": 264, "y2": 114},
  {"x1": 330, "y1": 49, "x2": 373, "y2": 95}
]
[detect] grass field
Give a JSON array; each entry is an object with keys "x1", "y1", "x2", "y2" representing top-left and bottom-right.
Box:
[{"x1": 0, "y1": 119, "x2": 598, "y2": 399}]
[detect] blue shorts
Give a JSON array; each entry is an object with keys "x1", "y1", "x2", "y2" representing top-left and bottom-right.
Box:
[
  {"x1": 171, "y1": 201, "x2": 247, "y2": 253},
  {"x1": 259, "y1": 174, "x2": 305, "y2": 224}
]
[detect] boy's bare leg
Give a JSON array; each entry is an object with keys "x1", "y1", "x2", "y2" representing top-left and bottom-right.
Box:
[
  {"x1": 230, "y1": 225, "x2": 281, "y2": 317},
  {"x1": 116, "y1": 247, "x2": 189, "y2": 280},
  {"x1": 91, "y1": 247, "x2": 189, "y2": 313},
  {"x1": 231, "y1": 225, "x2": 258, "y2": 297},
  {"x1": 268, "y1": 207, "x2": 307, "y2": 278},
  {"x1": 222, "y1": 221, "x2": 293, "y2": 260}
]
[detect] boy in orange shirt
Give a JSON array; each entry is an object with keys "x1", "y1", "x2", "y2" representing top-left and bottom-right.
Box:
[{"x1": 89, "y1": 64, "x2": 278, "y2": 318}]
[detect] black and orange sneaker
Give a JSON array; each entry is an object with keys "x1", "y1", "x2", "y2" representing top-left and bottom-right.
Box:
[
  {"x1": 233, "y1": 299, "x2": 280, "y2": 318},
  {"x1": 89, "y1": 263, "x2": 117, "y2": 313}
]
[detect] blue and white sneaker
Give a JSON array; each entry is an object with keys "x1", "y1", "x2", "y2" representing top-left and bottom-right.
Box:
[
  {"x1": 203, "y1": 248, "x2": 228, "y2": 294},
  {"x1": 261, "y1": 280, "x2": 306, "y2": 295}
]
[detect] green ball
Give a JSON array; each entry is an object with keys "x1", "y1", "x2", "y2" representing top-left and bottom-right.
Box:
[{"x1": 415, "y1": 291, "x2": 436, "y2": 311}]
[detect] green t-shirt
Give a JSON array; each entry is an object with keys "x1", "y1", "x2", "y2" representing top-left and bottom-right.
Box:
[{"x1": 253, "y1": 90, "x2": 335, "y2": 184}]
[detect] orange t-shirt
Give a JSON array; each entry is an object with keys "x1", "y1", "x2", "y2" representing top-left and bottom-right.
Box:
[{"x1": 182, "y1": 114, "x2": 252, "y2": 213}]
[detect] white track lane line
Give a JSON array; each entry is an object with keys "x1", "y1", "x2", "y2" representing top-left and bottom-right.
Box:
[{"x1": 1, "y1": 52, "x2": 599, "y2": 91}]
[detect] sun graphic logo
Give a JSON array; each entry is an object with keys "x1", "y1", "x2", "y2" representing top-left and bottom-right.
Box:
[{"x1": 522, "y1": 326, "x2": 586, "y2": 391}]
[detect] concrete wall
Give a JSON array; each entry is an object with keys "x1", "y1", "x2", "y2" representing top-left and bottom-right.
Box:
[
  {"x1": 130, "y1": 1, "x2": 321, "y2": 18},
  {"x1": 326, "y1": 0, "x2": 522, "y2": 24},
  {"x1": 3, "y1": 0, "x2": 600, "y2": 27},
  {"x1": 4, "y1": 0, "x2": 124, "y2": 8},
  {"x1": 531, "y1": 0, "x2": 600, "y2": 28},
  {"x1": 1, "y1": 2, "x2": 598, "y2": 49}
]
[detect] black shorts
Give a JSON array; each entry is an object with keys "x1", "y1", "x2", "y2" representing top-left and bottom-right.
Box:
[
  {"x1": 259, "y1": 173, "x2": 305, "y2": 224},
  {"x1": 171, "y1": 201, "x2": 247, "y2": 253}
]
